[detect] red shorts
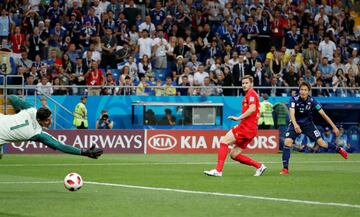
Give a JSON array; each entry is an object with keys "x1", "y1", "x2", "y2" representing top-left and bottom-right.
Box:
[{"x1": 231, "y1": 125, "x2": 257, "y2": 149}]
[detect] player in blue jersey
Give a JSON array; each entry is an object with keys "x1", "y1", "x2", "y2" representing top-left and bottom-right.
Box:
[{"x1": 280, "y1": 82, "x2": 348, "y2": 175}]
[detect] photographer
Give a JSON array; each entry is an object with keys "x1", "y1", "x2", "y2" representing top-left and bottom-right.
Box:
[{"x1": 96, "y1": 109, "x2": 113, "y2": 129}]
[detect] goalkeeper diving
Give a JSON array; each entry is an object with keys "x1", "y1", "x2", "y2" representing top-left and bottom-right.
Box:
[{"x1": 0, "y1": 96, "x2": 103, "y2": 159}]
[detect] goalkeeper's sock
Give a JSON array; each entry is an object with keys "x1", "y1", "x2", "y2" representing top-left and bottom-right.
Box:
[
  {"x1": 282, "y1": 146, "x2": 291, "y2": 169},
  {"x1": 232, "y1": 154, "x2": 261, "y2": 169},
  {"x1": 215, "y1": 143, "x2": 229, "y2": 172}
]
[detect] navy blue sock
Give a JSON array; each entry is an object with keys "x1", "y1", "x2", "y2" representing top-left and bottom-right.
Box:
[
  {"x1": 327, "y1": 142, "x2": 339, "y2": 152},
  {"x1": 282, "y1": 146, "x2": 291, "y2": 169}
]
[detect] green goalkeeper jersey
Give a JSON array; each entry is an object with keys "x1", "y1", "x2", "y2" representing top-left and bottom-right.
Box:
[{"x1": 0, "y1": 96, "x2": 81, "y2": 155}]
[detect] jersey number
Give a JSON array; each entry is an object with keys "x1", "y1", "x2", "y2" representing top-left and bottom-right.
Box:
[
  {"x1": 314, "y1": 130, "x2": 320, "y2": 138},
  {"x1": 10, "y1": 120, "x2": 29, "y2": 131}
]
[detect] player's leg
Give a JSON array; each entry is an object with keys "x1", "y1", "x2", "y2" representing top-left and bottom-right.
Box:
[
  {"x1": 305, "y1": 124, "x2": 348, "y2": 159},
  {"x1": 317, "y1": 138, "x2": 348, "y2": 159},
  {"x1": 204, "y1": 130, "x2": 236, "y2": 177},
  {"x1": 0, "y1": 145, "x2": 3, "y2": 159},
  {"x1": 281, "y1": 124, "x2": 298, "y2": 174},
  {"x1": 280, "y1": 138, "x2": 294, "y2": 174},
  {"x1": 230, "y1": 144, "x2": 267, "y2": 176}
]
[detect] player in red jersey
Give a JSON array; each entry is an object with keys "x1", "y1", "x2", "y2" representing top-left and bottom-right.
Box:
[{"x1": 204, "y1": 75, "x2": 267, "y2": 177}]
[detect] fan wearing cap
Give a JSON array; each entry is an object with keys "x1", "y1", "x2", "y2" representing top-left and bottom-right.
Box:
[{"x1": 0, "y1": 95, "x2": 103, "y2": 159}]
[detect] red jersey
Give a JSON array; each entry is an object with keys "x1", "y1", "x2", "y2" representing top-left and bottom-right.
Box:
[
  {"x1": 86, "y1": 69, "x2": 103, "y2": 86},
  {"x1": 11, "y1": 34, "x2": 26, "y2": 54},
  {"x1": 238, "y1": 88, "x2": 260, "y2": 132}
]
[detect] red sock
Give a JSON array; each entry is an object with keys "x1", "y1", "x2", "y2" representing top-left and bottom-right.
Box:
[
  {"x1": 216, "y1": 143, "x2": 229, "y2": 172},
  {"x1": 233, "y1": 154, "x2": 261, "y2": 169}
]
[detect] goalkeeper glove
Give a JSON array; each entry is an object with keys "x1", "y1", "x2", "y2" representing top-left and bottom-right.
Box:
[{"x1": 81, "y1": 145, "x2": 103, "y2": 159}]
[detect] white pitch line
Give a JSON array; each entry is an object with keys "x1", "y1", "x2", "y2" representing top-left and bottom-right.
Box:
[
  {"x1": 0, "y1": 180, "x2": 359, "y2": 209},
  {"x1": 85, "y1": 181, "x2": 360, "y2": 209},
  {"x1": 0, "y1": 160, "x2": 359, "y2": 167}
]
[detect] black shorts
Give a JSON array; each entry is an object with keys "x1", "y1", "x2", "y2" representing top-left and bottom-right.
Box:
[{"x1": 285, "y1": 123, "x2": 321, "y2": 142}]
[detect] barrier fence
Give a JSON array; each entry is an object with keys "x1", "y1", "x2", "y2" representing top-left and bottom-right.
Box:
[{"x1": 5, "y1": 129, "x2": 279, "y2": 154}]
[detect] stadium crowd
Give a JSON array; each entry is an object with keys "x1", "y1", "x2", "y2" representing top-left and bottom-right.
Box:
[{"x1": 0, "y1": 0, "x2": 359, "y2": 97}]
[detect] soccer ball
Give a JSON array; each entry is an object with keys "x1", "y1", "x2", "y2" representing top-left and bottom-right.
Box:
[{"x1": 64, "y1": 173, "x2": 83, "y2": 191}]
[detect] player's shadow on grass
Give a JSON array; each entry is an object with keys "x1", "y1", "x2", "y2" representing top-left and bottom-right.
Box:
[{"x1": 0, "y1": 212, "x2": 33, "y2": 217}]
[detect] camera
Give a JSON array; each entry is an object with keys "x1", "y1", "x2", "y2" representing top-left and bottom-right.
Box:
[{"x1": 101, "y1": 114, "x2": 109, "y2": 120}]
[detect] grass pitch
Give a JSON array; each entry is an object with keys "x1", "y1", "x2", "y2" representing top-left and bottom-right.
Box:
[{"x1": 0, "y1": 153, "x2": 359, "y2": 217}]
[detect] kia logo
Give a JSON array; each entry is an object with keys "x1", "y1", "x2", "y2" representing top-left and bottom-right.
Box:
[{"x1": 148, "y1": 134, "x2": 177, "y2": 150}]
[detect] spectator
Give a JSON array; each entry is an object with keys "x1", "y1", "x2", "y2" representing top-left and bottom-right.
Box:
[
  {"x1": 177, "y1": 75, "x2": 192, "y2": 96},
  {"x1": 200, "y1": 77, "x2": 216, "y2": 96},
  {"x1": 124, "y1": 56, "x2": 139, "y2": 82},
  {"x1": 24, "y1": 75, "x2": 36, "y2": 95},
  {"x1": 138, "y1": 54, "x2": 152, "y2": 80},
  {"x1": 85, "y1": 60, "x2": 104, "y2": 96},
  {"x1": 158, "y1": 108, "x2": 176, "y2": 125},
  {"x1": 253, "y1": 62, "x2": 270, "y2": 92},
  {"x1": 303, "y1": 69, "x2": 316, "y2": 87},
  {"x1": 100, "y1": 27, "x2": 117, "y2": 69},
  {"x1": 152, "y1": 29, "x2": 168, "y2": 69},
  {"x1": 73, "y1": 95, "x2": 88, "y2": 129},
  {"x1": 16, "y1": 50, "x2": 33, "y2": 72},
  {"x1": 313, "y1": 78, "x2": 329, "y2": 97},
  {"x1": 119, "y1": 76, "x2": 135, "y2": 95},
  {"x1": 96, "y1": 109, "x2": 114, "y2": 129},
  {"x1": 269, "y1": 76, "x2": 283, "y2": 97},
  {"x1": 318, "y1": 57, "x2": 335, "y2": 84},
  {"x1": 194, "y1": 64, "x2": 209, "y2": 86},
  {"x1": 163, "y1": 77, "x2": 176, "y2": 96},
  {"x1": 102, "y1": 70, "x2": 116, "y2": 95},
  {"x1": 302, "y1": 41, "x2": 319, "y2": 72},
  {"x1": 332, "y1": 68, "x2": 347, "y2": 96},
  {"x1": 136, "y1": 77, "x2": 149, "y2": 96},
  {"x1": 11, "y1": 26, "x2": 26, "y2": 59},
  {"x1": 345, "y1": 57, "x2": 359, "y2": 76},
  {"x1": 36, "y1": 76, "x2": 53, "y2": 95},
  {"x1": 283, "y1": 65, "x2": 299, "y2": 92},
  {"x1": 144, "y1": 109, "x2": 157, "y2": 125},
  {"x1": 318, "y1": 34, "x2": 336, "y2": 62},
  {"x1": 331, "y1": 56, "x2": 345, "y2": 74},
  {"x1": 171, "y1": 55, "x2": 184, "y2": 83},
  {"x1": 52, "y1": 77, "x2": 68, "y2": 95},
  {"x1": 0, "y1": 8, "x2": 13, "y2": 40}
]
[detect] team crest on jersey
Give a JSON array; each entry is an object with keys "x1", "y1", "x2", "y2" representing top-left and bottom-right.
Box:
[
  {"x1": 286, "y1": 132, "x2": 290, "y2": 137},
  {"x1": 250, "y1": 96, "x2": 254, "y2": 102}
]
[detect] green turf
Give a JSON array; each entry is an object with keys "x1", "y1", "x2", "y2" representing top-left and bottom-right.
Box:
[{"x1": 0, "y1": 153, "x2": 359, "y2": 217}]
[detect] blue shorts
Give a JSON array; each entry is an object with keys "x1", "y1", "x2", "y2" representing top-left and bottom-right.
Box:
[{"x1": 285, "y1": 123, "x2": 321, "y2": 142}]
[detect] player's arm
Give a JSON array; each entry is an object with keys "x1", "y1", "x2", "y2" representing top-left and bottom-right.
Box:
[
  {"x1": 30, "y1": 132, "x2": 103, "y2": 159},
  {"x1": 8, "y1": 95, "x2": 33, "y2": 112},
  {"x1": 318, "y1": 109, "x2": 339, "y2": 136},
  {"x1": 228, "y1": 104, "x2": 256, "y2": 121}
]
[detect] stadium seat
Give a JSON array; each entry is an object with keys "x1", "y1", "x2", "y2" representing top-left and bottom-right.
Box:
[
  {"x1": 111, "y1": 69, "x2": 120, "y2": 81},
  {"x1": 154, "y1": 69, "x2": 167, "y2": 81}
]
